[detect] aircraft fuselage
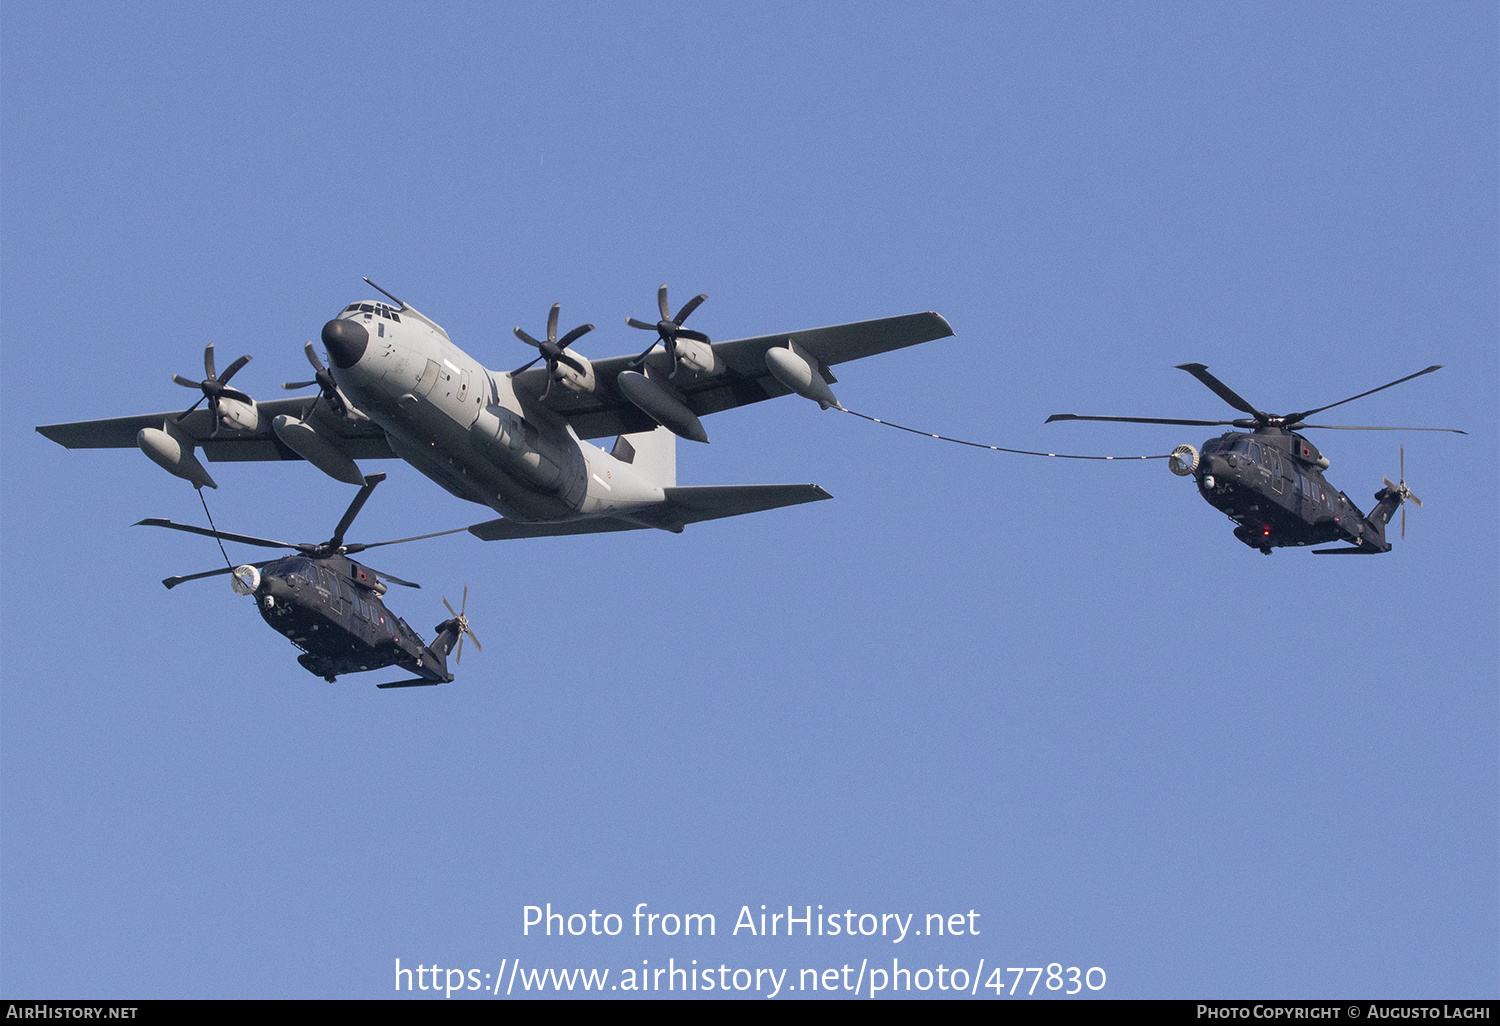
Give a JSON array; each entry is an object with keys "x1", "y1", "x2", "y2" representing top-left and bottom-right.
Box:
[{"x1": 322, "y1": 301, "x2": 666, "y2": 523}]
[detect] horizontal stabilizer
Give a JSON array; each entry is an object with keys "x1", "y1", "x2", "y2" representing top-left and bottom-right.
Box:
[
  {"x1": 375, "y1": 677, "x2": 445, "y2": 689},
  {"x1": 1311, "y1": 546, "x2": 1385, "y2": 555},
  {"x1": 468, "y1": 483, "x2": 832, "y2": 541}
]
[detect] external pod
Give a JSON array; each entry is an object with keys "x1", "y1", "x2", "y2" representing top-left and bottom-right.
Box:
[
  {"x1": 765, "y1": 340, "x2": 841, "y2": 410},
  {"x1": 137, "y1": 424, "x2": 217, "y2": 489},
  {"x1": 616, "y1": 370, "x2": 710, "y2": 444},
  {"x1": 272, "y1": 415, "x2": 365, "y2": 485}
]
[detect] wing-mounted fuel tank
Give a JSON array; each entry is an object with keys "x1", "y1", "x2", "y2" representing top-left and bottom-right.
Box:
[
  {"x1": 765, "y1": 339, "x2": 841, "y2": 410},
  {"x1": 137, "y1": 419, "x2": 217, "y2": 489},
  {"x1": 616, "y1": 366, "x2": 710, "y2": 444},
  {"x1": 470, "y1": 402, "x2": 587, "y2": 502},
  {"x1": 271, "y1": 414, "x2": 365, "y2": 485}
]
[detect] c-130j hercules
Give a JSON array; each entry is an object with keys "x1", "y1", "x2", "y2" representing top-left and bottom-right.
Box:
[{"x1": 38, "y1": 281, "x2": 954, "y2": 540}]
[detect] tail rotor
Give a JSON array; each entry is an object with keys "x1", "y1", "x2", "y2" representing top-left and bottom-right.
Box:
[
  {"x1": 1381, "y1": 445, "x2": 1423, "y2": 539},
  {"x1": 441, "y1": 586, "x2": 483, "y2": 663}
]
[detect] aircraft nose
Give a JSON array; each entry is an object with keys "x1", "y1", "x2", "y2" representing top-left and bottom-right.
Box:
[{"x1": 322, "y1": 318, "x2": 369, "y2": 369}]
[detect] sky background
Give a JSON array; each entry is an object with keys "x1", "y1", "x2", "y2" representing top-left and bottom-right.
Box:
[{"x1": 2, "y1": 2, "x2": 1495, "y2": 1000}]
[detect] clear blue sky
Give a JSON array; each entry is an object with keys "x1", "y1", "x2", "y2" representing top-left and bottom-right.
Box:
[{"x1": 3, "y1": 2, "x2": 1495, "y2": 999}]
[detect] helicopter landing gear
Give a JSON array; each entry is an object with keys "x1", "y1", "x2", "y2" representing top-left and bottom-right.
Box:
[
  {"x1": 1260, "y1": 547, "x2": 1272, "y2": 555},
  {"x1": 324, "y1": 674, "x2": 337, "y2": 682}
]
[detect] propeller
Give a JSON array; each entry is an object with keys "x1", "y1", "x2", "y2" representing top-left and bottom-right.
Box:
[
  {"x1": 512, "y1": 304, "x2": 594, "y2": 400},
  {"x1": 1382, "y1": 445, "x2": 1423, "y2": 539},
  {"x1": 138, "y1": 473, "x2": 468, "y2": 589},
  {"x1": 282, "y1": 341, "x2": 360, "y2": 419},
  {"x1": 1047, "y1": 364, "x2": 1466, "y2": 435},
  {"x1": 173, "y1": 343, "x2": 253, "y2": 436},
  {"x1": 626, "y1": 283, "x2": 709, "y2": 373},
  {"x1": 441, "y1": 585, "x2": 483, "y2": 663}
]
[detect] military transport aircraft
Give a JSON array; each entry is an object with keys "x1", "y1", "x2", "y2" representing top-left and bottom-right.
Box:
[{"x1": 38, "y1": 282, "x2": 953, "y2": 540}]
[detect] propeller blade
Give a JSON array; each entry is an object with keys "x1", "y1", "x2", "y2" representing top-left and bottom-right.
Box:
[
  {"x1": 511, "y1": 356, "x2": 543, "y2": 375},
  {"x1": 304, "y1": 340, "x2": 328, "y2": 373},
  {"x1": 173, "y1": 374, "x2": 202, "y2": 389},
  {"x1": 555, "y1": 350, "x2": 588, "y2": 375},
  {"x1": 673, "y1": 293, "x2": 707, "y2": 325},
  {"x1": 203, "y1": 343, "x2": 217, "y2": 381},
  {"x1": 657, "y1": 283, "x2": 671, "y2": 321},
  {"x1": 626, "y1": 317, "x2": 658, "y2": 331},
  {"x1": 328, "y1": 473, "x2": 387, "y2": 550},
  {"x1": 1046, "y1": 414, "x2": 1242, "y2": 427},
  {"x1": 546, "y1": 303, "x2": 560, "y2": 344},
  {"x1": 1284, "y1": 365, "x2": 1444, "y2": 424},
  {"x1": 217, "y1": 354, "x2": 252, "y2": 386},
  {"x1": 674, "y1": 327, "x2": 710, "y2": 344},
  {"x1": 1175, "y1": 364, "x2": 1268, "y2": 421},
  {"x1": 135, "y1": 518, "x2": 295, "y2": 550},
  {"x1": 556, "y1": 323, "x2": 594, "y2": 349},
  {"x1": 283, "y1": 380, "x2": 318, "y2": 390},
  {"x1": 218, "y1": 387, "x2": 253, "y2": 406},
  {"x1": 515, "y1": 327, "x2": 543, "y2": 348}
]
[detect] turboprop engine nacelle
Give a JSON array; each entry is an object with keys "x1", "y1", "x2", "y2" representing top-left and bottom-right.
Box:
[
  {"x1": 137, "y1": 425, "x2": 217, "y2": 489},
  {"x1": 671, "y1": 336, "x2": 720, "y2": 378},
  {"x1": 470, "y1": 404, "x2": 585, "y2": 496},
  {"x1": 551, "y1": 352, "x2": 596, "y2": 395}
]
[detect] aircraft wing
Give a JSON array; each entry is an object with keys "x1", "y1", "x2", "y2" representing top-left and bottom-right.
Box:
[
  {"x1": 468, "y1": 483, "x2": 832, "y2": 540},
  {"x1": 35, "y1": 398, "x2": 396, "y2": 462},
  {"x1": 521, "y1": 311, "x2": 954, "y2": 440}
]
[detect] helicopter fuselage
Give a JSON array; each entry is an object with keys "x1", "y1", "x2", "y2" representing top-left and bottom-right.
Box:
[
  {"x1": 243, "y1": 552, "x2": 460, "y2": 684},
  {"x1": 1190, "y1": 428, "x2": 1397, "y2": 553}
]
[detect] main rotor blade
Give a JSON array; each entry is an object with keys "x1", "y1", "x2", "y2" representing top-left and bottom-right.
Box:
[
  {"x1": 136, "y1": 518, "x2": 295, "y2": 550},
  {"x1": 329, "y1": 473, "x2": 387, "y2": 550},
  {"x1": 1046, "y1": 414, "x2": 1241, "y2": 427},
  {"x1": 352, "y1": 527, "x2": 471, "y2": 550},
  {"x1": 1175, "y1": 363, "x2": 1267, "y2": 421},
  {"x1": 368, "y1": 568, "x2": 421, "y2": 589},
  {"x1": 1297, "y1": 424, "x2": 1467, "y2": 433},
  {"x1": 162, "y1": 559, "x2": 277, "y2": 590},
  {"x1": 1284, "y1": 365, "x2": 1443, "y2": 424}
]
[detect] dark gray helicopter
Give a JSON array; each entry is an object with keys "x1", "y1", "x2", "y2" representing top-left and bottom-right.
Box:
[
  {"x1": 138, "y1": 474, "x2": 482, "y2": 686},
  {"x1": 1047, "y1": 363, "x2": 1465, "y2": 555}
]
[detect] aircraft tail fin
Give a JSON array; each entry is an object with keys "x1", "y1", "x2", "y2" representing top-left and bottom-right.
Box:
[{"x1": 611, "y1": 426, "x2": 676, "y2": 487}]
